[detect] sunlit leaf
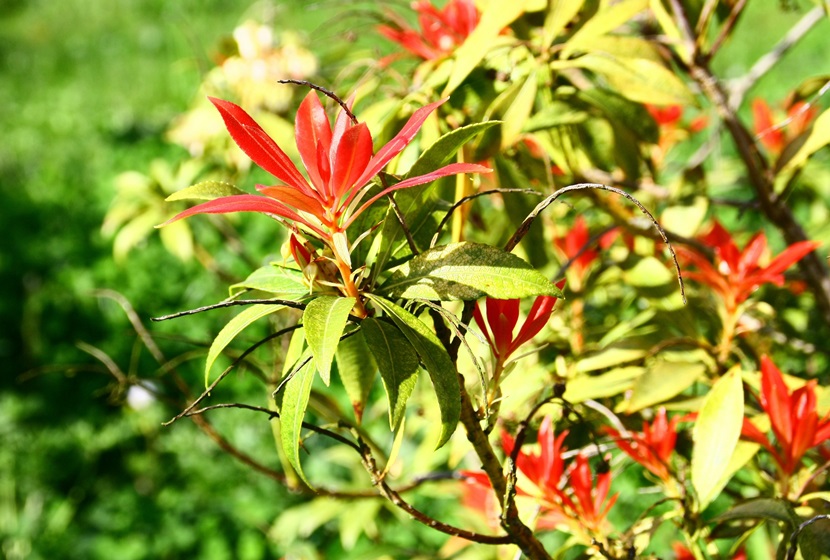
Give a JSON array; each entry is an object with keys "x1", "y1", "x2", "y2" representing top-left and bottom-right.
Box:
[
  {"x1": 229, "y1": 265, "x2": 308, "y2": 297},
  {"x1": 777, "y1": 107, "x2": 830, "y2": 176},
  {"x1": 576, "y1": 346, "x2": 647, "y2": 373},
  {"x1": 542, "y1": 0, "x2": 585, "y2": 48},
  {"x1": 406, "y1": 121, "x2": 501, "y2": 178},
  {"x1": 561, "y1": 0, "x2": 649, "y2": 58},
  {"x1": 204, "y1": 304, "x2": 281, "y2": 386},
  {"x1": 625, "y1": 359, "x2": 705, "y2": 412},
  {"x1": 691, "y1": 367, "x2": 744, "y2": 509},
  {"x1": 502, "y1": 74, "x2": 538, "y2": 149},
  {"x1": 165, "y1": 180, "x2": 246, "y2": 201},
  {"x1": 335, "y1": 330, "x2": 376, "y2": 422},
  {"x1": 379, "y1": 242, "x2": 562, "y2": 301},
  {"x1": 361, "y1": 318, "x2": 419, "y2": 429},
  {"x1": 367, "y1": 296, "x2": 460, "y2": 448},
  {"x1": 303, "y1": 296, "x2": 355, "y2": 385},
  {"x1": 280, "y1": 358, "x2": 316, "y2": 486},
  {"x1": 443, "y1": 0, "x2": 529, "y2": 95},
  {"x1": 564, "y1": 367, "x2": 644, "y2": 402}
]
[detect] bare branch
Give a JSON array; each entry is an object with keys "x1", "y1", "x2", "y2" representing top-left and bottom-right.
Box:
[{"x1": 152, "y1": 298, "x2": 306, "y2": 322}]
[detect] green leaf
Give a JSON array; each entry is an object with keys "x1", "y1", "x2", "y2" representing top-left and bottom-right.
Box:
[
  {"x1": 563, "y1": 367, "x2": 643, "y2": 403},
  {"x1": 335, "y1": 330, "x2": 377, "y2": 422},
  {"x1": 361, "y1": 318, "x2": 419, "y2": 429},
  {"x1": 279, "y1": 359, "x2": 316, "y2": 486},
  {"x1": 778, "y1": 107, "x2": 830, "y2": 176},
  {"x1": 406, "y1": 121, "x2": 501, "y2": 179},
  {"x1": 561, "y1": 0, "x2": 649, "y2": 58},
  {"x1": 625, "y1": 359, "x2": 705, "y2": 412},
  {"x1": 495, "y1": 157, "x2": 547, "y2": 268},
  {"x1": 576, "y1": 346, "x2": 647, "y2": 373},
  {"x1": 204, "y1": 304, "x2": 281, "y2": 386},
  {"x1": 229, "y1": 265, "x2": 308, "y2": 297},
  {"x1": 622, "y1": 257, "x2": 674, "y2": 288},
  {"x1": 714, "y1": 498, "x2": 799, "y2": 527},
  {"x1": 379, "y1": 242, "x2": 563, "y2": 301},
  {"x1": 578, "y1": 88, "x2": 659, "y2": 144},
  {"x1": 303, "y1": 296, "x2": 356, "y2": 385},
  {"x1": 367, "y1": 296, "x2": 460, "y2": 448},
  {"x1": 691, "y1": 367, "x2": 744, "y2": 509},
  {"x1": 165, "y1": 180, "x2": 246, "y2": 201},
  {"x1": 557, "y1": 54, "x2": 694, "y2": 105},
  {"x1": 501, "y1": 74, "x2": 538, "y2": 149},
  {"x1": 443, "y1": 0, "x2": 528, "y2": 95},
  {"x1": 542, "y1": 0, "x2": 584, "y2": 48}
]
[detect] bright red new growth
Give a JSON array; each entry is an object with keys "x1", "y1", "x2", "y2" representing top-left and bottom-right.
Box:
[
  {"x1": 378, "y1": 0, "x2": 479, "y2": 60},
  {"x1": 463, "y1": 417, "x2": 617, "y2": 535},
  {"x1": 162, "y1": 92, "x2": 489, "y2": 245},
  {"x1": 473, "y1": 281, "x2": 564, "y2": 364},
  {"x1": 741, "y1": 355, "x2": 830, "y2": 476},
  {"x1": 604, "y1": 407, "x2": 680, "y2": 482},
  {"x1": 678, "y1": 221, "x2": 819, "y2": 312}
]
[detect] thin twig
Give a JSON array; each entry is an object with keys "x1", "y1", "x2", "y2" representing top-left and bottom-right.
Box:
[
  {"x1": 728, "y1": 6, "x2": 826, "y2": 109},
  {"x1": 386, "y1": 190, "x2": 419, "y2": 255},
  {"x1": 786, "y1": 515, "x2": 830, "y2": 560},
  {"x1": 277, "y1": 79, "x2": 358, "y2": 125},
  {"x1": 355, "y1": 436, "x2": 514, "y2": 545},
  {"x1": 152, "y1": 298, "x2": 306, "y2": 322},
  {"x1": 163, "y1": 325, "x2": 301, "y2": 426},
  {"x1": 430, "y1": 188, "x2": 542, "y2": 249},
  {"x1": 504, "y1": 183, "x2": 686, "y2": 304},
  {"x1": 705, "y1": 0, "x2": 747, "y2": 61}
]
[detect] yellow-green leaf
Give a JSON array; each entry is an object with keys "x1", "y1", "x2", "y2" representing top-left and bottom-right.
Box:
[
  {"x1": 303, "y1": 296, "x2": 355, "y2": 385},
  {"x1": 367, "y1": 296, "x2": 460, "y2": 448},
  {"x1": 229, "y1": 265, "x2": 308, "y2": 297},
  {"x1": 625, "y1": 359, "x2": 704, "y2": 412},
  {"x1": 379, "y1": 242, "x2": 563, "y2": 301},
  {"x1": 542, "y1": 0, "x2": 585, "y2": 49},
  {"x1": 165, "y1": 180, "x2": 245, "y2": 201},
  {"x1": 561, "y1": 0, "x2": 649, "y2": 58},
  {"x1": 443, "y1": 0, "x2": 529, "y2": 95},
  {"x1": 691, "y1": 367, "x2": 744, "y2": 509},
  {"x1": 777, "y1": 107, "x2": 830, "y2": 176},
  {"x1": 361, "y1": 318, "x2": 419, "y2": 429},
  {"x1": 204, "y1": 304, "x2": 281, "y2": 386},
  {"x1": 501, "y1": 74, "x2": 538, "y2": 149},
  {"x1": 279, "y1": 358, "x2": 315, "y2": 486}
]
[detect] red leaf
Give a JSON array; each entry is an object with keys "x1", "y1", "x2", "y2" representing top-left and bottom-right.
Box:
[
  {"x1": 208, "y1": 97, "x2": 316, "y2": 200},
  {"x1": 295, "y1": 92, "x2": 332, "y2": 194},
  {"x1": 331, "y1": 123, "x2": 373, "y2": 201}
]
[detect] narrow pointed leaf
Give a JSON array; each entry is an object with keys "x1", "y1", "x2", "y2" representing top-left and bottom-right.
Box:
[
  {"x1": 280, "y1": 357, "x2": 315, "y2": 486},
  {"x1": 229, "y1": 265, "x2": 308, "y2": 297},
  {"x1": 542, "y1": 0, "x2": 584, "y2": 48},
  {"x1": 367, "y1": 296, "x2": 460, "y2": 447},
  {"x1": 561, "y1": 0, "x2": 649, "y2": 58},
  {"x1": 443, "y1": 0, "x2": 529, "y2": 95},
  {"x1": 166, "y1": 181, "x2": 246, "y2": 201},
  {"x1": 379, "y1": 242, "x2": 563, "y2": 301},
  {"x1": 335, "y1": 330, "x2": 377, "y2": 422},
  {"x1": 303, "y1": 296, "x2": 356, "y2": 385},
  {"x1": 502, "y1": 74, "x2": 538, "y2": 149},
  {"x1": 778, "y1": 107, "x2": 830, "y2": 175},
  {"x1": 406, "y1": 121, "x2": 501, "y2": 178},
  {"x1": 361, "y1": 318, "x2": 419, "y2": 429},
  {"x1": 204, "y1": 304, "x2": 282, "y2": 386},
  {"x1": 691, "y1": 367, "x2": 745, "y2": 509}
]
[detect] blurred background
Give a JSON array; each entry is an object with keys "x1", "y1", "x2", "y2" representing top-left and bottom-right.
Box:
[{"x1": 3, "y1": 1, "x2": 830, "y2": 559}]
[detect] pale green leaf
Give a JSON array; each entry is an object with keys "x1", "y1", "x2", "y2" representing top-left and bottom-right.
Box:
[
  {"x1": 362, "y1": 318, "x2": 419, "y2": 429},
  {"x1": 303, "y1": 296, "x2": 356, "y2": 385},
  {"x1": 660, "y1": 197, "x2": 708, "y2": 238},
  {"x1": 406, "y1": 121, "x2": 501, "y2": 178},
  {"x1": 158, "y1": 218, "x2": 194, "y2": 262},
  {"x1": 542, "y1": 0, "x2": 585, "y2": 48},
  {"x1": 578, "y1": 87, "x2": 659, "y2": 143},
  {"x1": 502, "y1": 74, "x2": 538, "y2": 149},
  {"x1": 625, "y1": 359, "x2": 704, "y2": 412},
  {"x1": 691, "y1": 368, "x2": 744, "y2": 509},
  {"x1": 623, "y1": 257, "x2": 674, "y2": 288},
  {"x1": 279, "y1": 359, "x2": 316, "y2": 486},
  {"x1": 576, "y1": 346, "x2": 647, "y2": 373},
  {"x1": 561, "y1": 0, "x2": 649, "y2": 58},
  {"x1": 443, "y1": 0, "x2": 529, "y2": 95},
  {"x1": 205, "y1": 304, "x2": 281, "y2": 386},
  {"x1": 778, "y1": 107, "x2": 830, "y2": 176},
  {"x1": 229, "y1": 265, "x2": 308, "y2": 297},
  {"x1": 379, "y1": 242, "x2": 563, "y2": 301},
  {"x1": 557, "y1": 54, "x2": 694, "y2": 105},
  {"x1": 367, "y1": 296, "x2": 460, "y2": 448},
  {"x1": 335, "y1": 330, "x2": 377, "y2": 422},
  {"x1": 165, "y1": 180, "x2": 246, "y2": 201},
  {"x1": 563, "y1": 367, "x2": 643, "y2": 403}
]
